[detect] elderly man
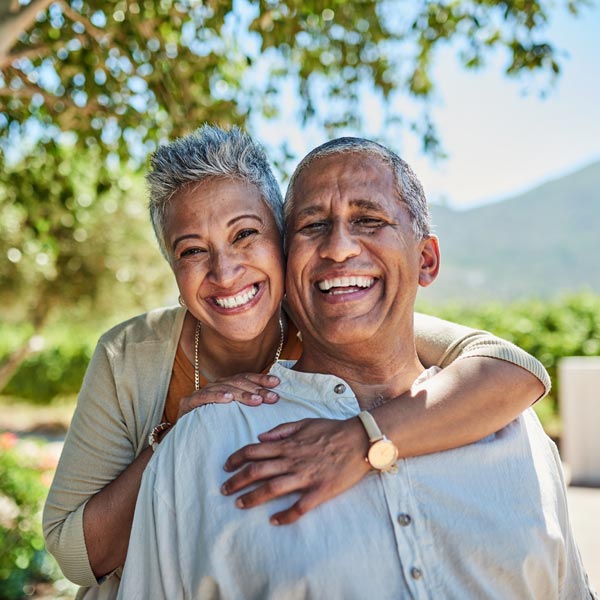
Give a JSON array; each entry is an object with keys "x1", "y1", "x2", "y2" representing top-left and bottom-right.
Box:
[{"x1": 119, "y1": 138, "x2": 594, "y2": 599}]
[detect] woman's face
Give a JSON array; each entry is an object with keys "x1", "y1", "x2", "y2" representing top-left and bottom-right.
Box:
[{"x1": 165, "y1": 177, "x2": 285, "y2": 342}]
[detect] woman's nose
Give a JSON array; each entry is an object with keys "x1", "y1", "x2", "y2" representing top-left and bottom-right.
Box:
[{"x1": 207, "y1": 249, "x2": 244, "y2": 286}]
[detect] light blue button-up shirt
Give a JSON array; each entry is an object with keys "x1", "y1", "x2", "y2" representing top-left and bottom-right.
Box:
[{"x1": 120, "y1": 363, "x2": 594, "y2": 599}]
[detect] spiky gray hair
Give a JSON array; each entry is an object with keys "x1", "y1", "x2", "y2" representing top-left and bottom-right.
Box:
[
  {"x1": 284, "y1": 137, "x2": 431, "y2": 240},
  {"x1": 148, "y1": 124, "x2": 284, "y2": 261}
]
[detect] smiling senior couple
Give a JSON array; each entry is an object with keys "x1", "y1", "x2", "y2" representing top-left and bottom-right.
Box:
[{"x1": 116, "y1": 133, "x2": 591, "y2": 598}]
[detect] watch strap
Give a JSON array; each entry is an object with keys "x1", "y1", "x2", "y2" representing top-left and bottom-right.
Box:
[{"x1": 357, "y1": 410, "x2": 384, "y2": 443}]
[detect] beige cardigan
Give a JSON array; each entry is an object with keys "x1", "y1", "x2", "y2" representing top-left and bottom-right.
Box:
[{"x1": 43, "y1": 305, "x2": 550, "y2": 599}]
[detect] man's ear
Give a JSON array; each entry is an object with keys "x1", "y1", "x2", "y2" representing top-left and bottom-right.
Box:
[{"x1": 418, "y1": 235, "x2": 440, "y2": 288}]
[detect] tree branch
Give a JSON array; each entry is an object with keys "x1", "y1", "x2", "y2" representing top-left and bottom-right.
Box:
[{"x1": 0, "y1": 0, "x2": 54, "y2": 63}]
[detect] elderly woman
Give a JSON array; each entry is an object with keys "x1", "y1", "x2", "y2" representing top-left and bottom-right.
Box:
[{"x1": 44, "y1": 125, "x2": 549, "y2": 599}]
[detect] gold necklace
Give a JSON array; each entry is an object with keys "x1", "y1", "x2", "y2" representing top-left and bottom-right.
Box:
[{"x1": 194, "y1": 314, "x2": 285, "y2": 390}]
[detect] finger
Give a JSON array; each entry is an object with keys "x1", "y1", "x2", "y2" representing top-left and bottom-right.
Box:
[
  {"x1": 233, "y1": 473, "x2": 306, "y2": 510},
  {"x1": 239, "y1": 389, "x2": 279, "y2": 405},
  {"x1": 221, "y1": 459, "x2": 291, "y2": 496},
  {"x1": 195, "y1": 384, "x2": 275, "y2": 405},
  {"x1": 224, "y1": 441, "x2": 283, "y2": 472},
  {"x1": 209, "y1": 378, "x2": 279, "y2": 404},
  {"x1": 258, "y1": 420, "x2": 304, "y2": 442},
  {"x1": 178, "y1": 391, "x2": 235, "y2": 417},
  {"x1": 216, "y1": 373, "x2": 280, "y2": 389},
  {"x1": 270, "y1": 488, "x2": 324, "y2": 525}
]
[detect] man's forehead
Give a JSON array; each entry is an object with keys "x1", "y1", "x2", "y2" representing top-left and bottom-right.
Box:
[
  {"x1": 300, "y1": 151, "x2": 391, "y2": 183},
  {"x1": 290, "y1": 152, "x2": 398, "y2": 215}
]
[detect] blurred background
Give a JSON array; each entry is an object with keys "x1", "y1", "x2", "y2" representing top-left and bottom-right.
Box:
[{"x1": 1, "y1": 0, "x2": 598, "y2": 597}]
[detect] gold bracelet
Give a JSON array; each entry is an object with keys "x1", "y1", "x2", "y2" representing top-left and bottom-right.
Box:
[{"x1": 148, "y1": 422, "x2": 172, "y2": 452}]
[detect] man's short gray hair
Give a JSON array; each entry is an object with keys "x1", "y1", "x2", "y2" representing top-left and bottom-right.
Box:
[
  {"x1": 148, "y1": 125, "x2": 284, "y2": 261},
  {"x1": 284, "y1": 137, "x2": 431, "y2": 240}
]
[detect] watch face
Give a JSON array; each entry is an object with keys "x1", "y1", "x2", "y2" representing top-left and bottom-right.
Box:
[{"x1": 368, "y1": 439, "x2": 398, "y2": 471}]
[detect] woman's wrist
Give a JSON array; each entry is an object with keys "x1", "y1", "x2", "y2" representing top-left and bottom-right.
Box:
[{"x1": 148, "y1": 422, "x2": 172, "y2": 452}]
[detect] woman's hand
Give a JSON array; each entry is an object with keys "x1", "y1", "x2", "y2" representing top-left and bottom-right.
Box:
[
  {"x1": 177, "y1": 373, "x2": 280, "y2": 419},
  {"x1": 220, "y1": 417, "x2": 371, "y2": 525}
]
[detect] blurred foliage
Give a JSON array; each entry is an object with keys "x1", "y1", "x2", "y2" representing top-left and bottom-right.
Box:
[
  {"x1": 0, "y1": 0, "x2": 587, "y2": 162},
  {"x1": 0, "y1": 141, "x2": 173, "y2": 328},
  {"x1": 0, "y1": 433, "x2": 67, "y2": 599},
  {"x1": 419, "y1": 292, "x2": 600, "y2": 436},
  {"x1": 0, "y1": 140, "x2": 174, "y2": 392}
]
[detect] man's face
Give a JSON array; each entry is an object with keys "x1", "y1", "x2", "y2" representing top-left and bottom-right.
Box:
[{"x1": 285, "y1": 152, "x2": 439, "y2": 349}]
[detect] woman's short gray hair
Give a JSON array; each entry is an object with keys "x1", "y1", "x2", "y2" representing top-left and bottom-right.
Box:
[
  {"x1": 284, "y1": 137, "x2": 431, "y2": 240},
  {"x1": 148, "y1": 124, "x2": 284, "y2": 261}
]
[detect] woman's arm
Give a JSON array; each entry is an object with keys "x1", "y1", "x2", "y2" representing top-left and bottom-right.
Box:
[
  {"x1": 43, "y1": 341, "x2": 137, "y2": 586},
  {"x1": 413, "y1": 312, "x2": 550, "y2": 394},
  {"x1": 220, "y1": 314, "x2": 550, "y2": 524}
]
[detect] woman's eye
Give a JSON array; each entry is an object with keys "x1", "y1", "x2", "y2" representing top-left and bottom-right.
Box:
[
  {"x1": 180, "y1": 247, "x2": 206, "y2": 258},
  {"x1": 233, "y1": 228, "x2": 258, "y2": 243}
]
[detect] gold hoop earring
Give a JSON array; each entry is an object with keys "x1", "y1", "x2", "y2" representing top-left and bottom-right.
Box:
[{"x1": 178, "y1": 295, "x2": 186, "y2": 307}]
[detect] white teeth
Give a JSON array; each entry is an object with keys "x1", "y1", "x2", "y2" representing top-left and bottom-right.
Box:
[
  {"x1": 318, "y1": 276, "x2": 374, "y2": 291},
  {"x1": 214, "y1": 285, "x2": 258, "y2": 308}
]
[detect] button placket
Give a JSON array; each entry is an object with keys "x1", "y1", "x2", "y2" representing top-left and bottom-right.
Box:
[{"x1": 380, "y1": 465, "x2": 430, "y2": 598}]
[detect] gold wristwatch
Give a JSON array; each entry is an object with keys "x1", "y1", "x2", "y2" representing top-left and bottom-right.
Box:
[{"x1": 357, "y1": 410, "x2": 399, "y2": 472}]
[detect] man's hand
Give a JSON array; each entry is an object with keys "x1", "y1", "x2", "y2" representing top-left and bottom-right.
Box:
[
  {"x1": 221, "y1": 417, "x2": 371, "y2": 525},
  {"x1": 177, "y1": 373, "x2": 280, "y2": 419}
]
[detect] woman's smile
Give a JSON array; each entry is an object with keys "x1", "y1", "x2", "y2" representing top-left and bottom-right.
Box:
[{"x1": 210, "y1": 282, "x2": 263, "y2": 312}]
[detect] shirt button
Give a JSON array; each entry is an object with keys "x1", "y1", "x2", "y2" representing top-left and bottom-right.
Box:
[
  {"x1": 397, "y1": 513, "x2": 412, "y2": 526},
  {"x1": 334, "y1": 383, "x2": 346, "y2": 394},
  {"x1": 410, "y1": 567, "x2": 423, "y2": 580}
]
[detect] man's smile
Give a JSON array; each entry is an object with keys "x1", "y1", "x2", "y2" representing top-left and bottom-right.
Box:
[{"x1": 316, "y1": 275, "x2": 378, "y2": 300}]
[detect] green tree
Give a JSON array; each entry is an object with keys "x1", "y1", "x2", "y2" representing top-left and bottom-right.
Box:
[
  {"x1": 0, "y1": 142, "x2": 172, "y2": 390},
  {"x1": 0, "y1": 0, "x2": 586, "y2": 160}
]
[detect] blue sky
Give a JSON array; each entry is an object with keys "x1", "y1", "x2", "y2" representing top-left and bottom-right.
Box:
[{"x1": 256, "y1": 2, "x2": 600, "y2": 210}]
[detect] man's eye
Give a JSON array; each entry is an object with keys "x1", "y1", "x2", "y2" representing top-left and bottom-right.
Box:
[
  {"x1": 234, "y1": 229, "x2": 258, "y2": 243},
  {"x1": 353, "y1": 217, "x2": 386, "y2": 228},
  {"x1": 298, "y1": 221, "x2": 328, "y2": 234}
]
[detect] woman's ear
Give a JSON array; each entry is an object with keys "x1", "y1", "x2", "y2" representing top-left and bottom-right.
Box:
[{"x1": 418, "y1": 235, "x2": 440, "y2": 288}]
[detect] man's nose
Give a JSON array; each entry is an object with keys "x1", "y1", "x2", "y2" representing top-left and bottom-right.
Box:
[
  {"x1": 319, "y1": 221, "x2": 361, "y2": 263},
  {"x1": 208, "y1": 249, "x2": 244, "y2": 286}
]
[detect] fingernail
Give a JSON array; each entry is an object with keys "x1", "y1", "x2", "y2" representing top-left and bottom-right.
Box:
[
  {"x1": 224, "y1": 393, "x2": 233, "y2": 399},
  {"x1": 251, "y1": 394, "x2": 262, "y2": 402},
  {"x1": 223, "y1": 462, "x2": 232, "y2": 472},
  {"x1": 270, "y1": 516, "x2": 280, "y2": 525},
  {"x1": 236, "y1": 497, "x2": 245, "y2": 508},
  {"x1": 221, "y1": 483, "x2": 229, "y2": 495},
  {"x1": 266, "y1": 391, "x2": 278, "y2": 400},
  {"x1": 268, "y1": 376, "x2": 280, "y2": 383}
]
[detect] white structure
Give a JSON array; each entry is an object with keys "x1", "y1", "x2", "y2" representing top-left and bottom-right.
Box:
[{"x1": 559, "y1": 357, "x2": 600, "y2": 486}]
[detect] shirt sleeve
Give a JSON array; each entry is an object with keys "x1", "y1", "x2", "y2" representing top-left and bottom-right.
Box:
[
  {"x1": 414, "y1": 312, "x2": 551, "y2": 397},
  {"x1": 42, "y1": 340, "x2": 135, "y2": 587}
]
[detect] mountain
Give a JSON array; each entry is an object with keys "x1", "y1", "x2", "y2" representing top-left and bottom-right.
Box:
[{"x1": 419, "y1": 160, "x2": 600, "y2": 305}]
